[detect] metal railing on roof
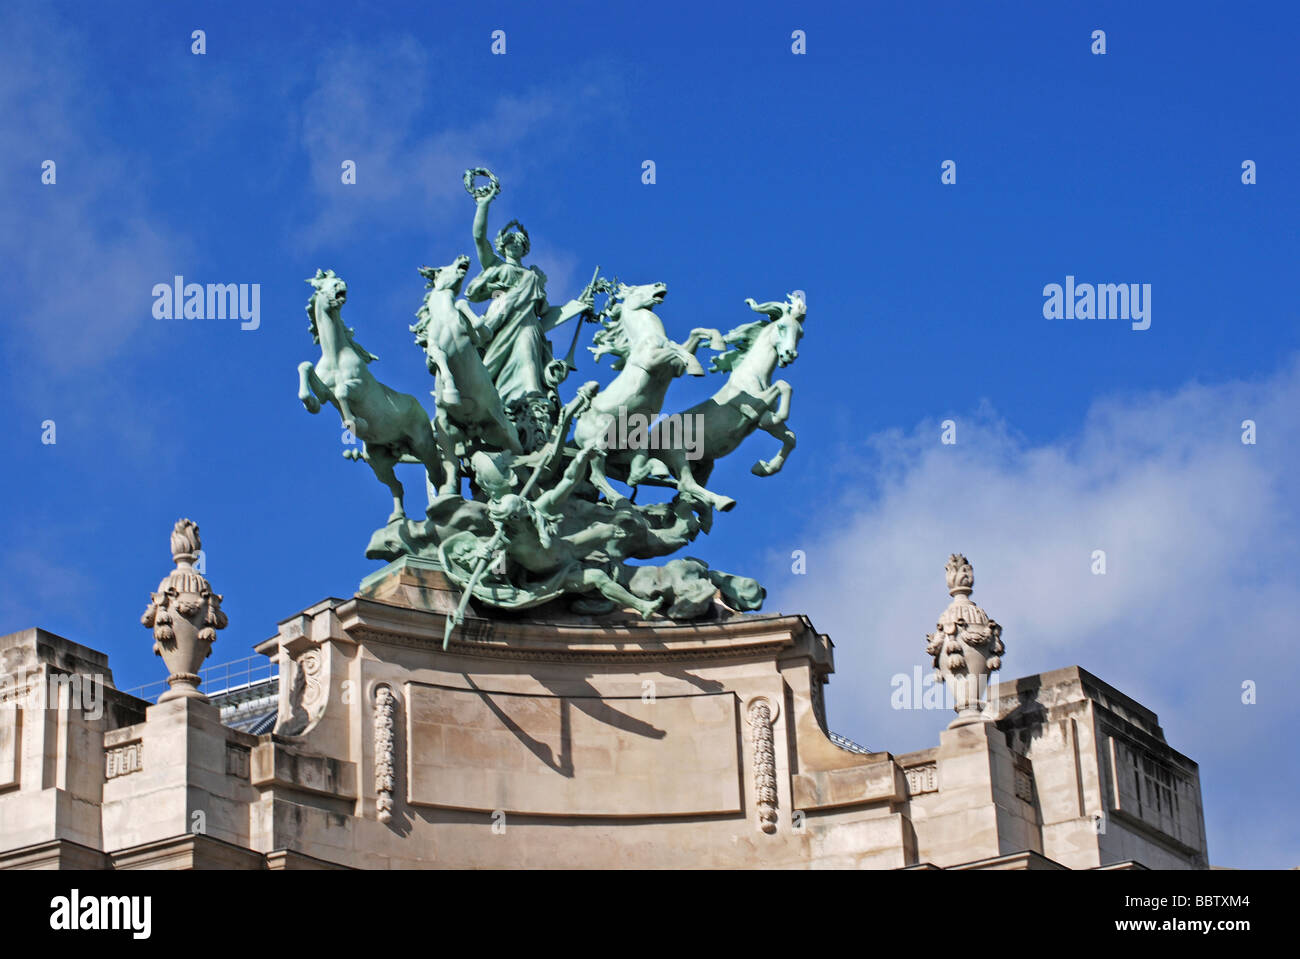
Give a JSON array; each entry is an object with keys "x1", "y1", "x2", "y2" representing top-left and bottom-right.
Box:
[
  {"x1": 829, "y1": 731, "x2": 871, "y2": 754},
  {"x1": 124, "y1": 655, "x2": 279, "y2": 704}
]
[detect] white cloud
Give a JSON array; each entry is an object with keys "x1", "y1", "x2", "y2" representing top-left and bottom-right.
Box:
[
  {"x1": 295, "y1": 38, "x2": 619, "y2": 257},
  {"x1": 0, "y1": 11, "x2": 189, "y2": 376},
  {"x1": 769, "y1": 355, "x2": 1300, "y2": 867}
]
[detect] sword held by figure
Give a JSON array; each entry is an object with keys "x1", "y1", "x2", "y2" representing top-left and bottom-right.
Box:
[{"x1": 559, "y1": 266, "x2": 616, "y2": 377}]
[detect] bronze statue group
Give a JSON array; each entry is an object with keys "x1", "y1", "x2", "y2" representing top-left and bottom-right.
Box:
[{"x1": 297, "y1": 169, "x2": 805, "y2": 630}]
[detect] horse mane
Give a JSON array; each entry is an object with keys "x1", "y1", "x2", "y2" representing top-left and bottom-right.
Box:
[
  {"x1": 589, "y1": 315, "x2": 632, "y2": 370},
  {"x1": 588, "y1": 280, "x2": 631, "y2": 369},
  {"x1": 411, "y1": 297, "x2": 431, "y2": 345},
  {"x1": 412, "y1": 261, "x2": 469, "y2": 345},
  {"x1": 411, "y1": 266, "x2": 443, "y2": 343},
  {"x1": 305, "y1": 296, "x2": 320, "y2": 344},
  {"x1": 418, "y1": 264, "x2": 441, "y2": 288},
  {"x1": 709, "y1": 319, "x2": 769, "y2": 373}
]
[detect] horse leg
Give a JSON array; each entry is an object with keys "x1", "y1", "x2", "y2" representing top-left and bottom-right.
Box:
[
  {"x1": 625, "y1": 449, "x2": 650, "y2": 487},
  {"x1": 757, "y1": 380, "x2": 792, "y2": 428},
  {"x1": 404, "y1": 417, "x2": 448, "y2": 512},
  {"x1": 483, "y1": 409, "x2": 524, "y2": 454},
  {"x1": 298, "y1": 362, "x2": 326, "y2": 414},
  {"x1": 578, "y1": 567, "x2": 662, "y2": 620},
  {"x1": 677, "y1": 458, "x2": 736, "y2": 513},
  {"x1": 432, "y1": 414, "x2": 462, "y2": 499},
  {"x1": 335, "y1": 389, "x2": 369, "y2": 435},
  {"x1": 753, "y1": 421, "x2": 796, "y2": 476},
  {"x1": 586, "y1": 445, "x2": 628, "y2": 505},
  {"x1": 426, "y1": 344, "x2": 462, "y2": 408},
  {"x1": 367, "y1": 448, "x2": 406, "y2": 523},
  {"x1": 683, "y1": 328, "x2": 726, "y2": 354}
]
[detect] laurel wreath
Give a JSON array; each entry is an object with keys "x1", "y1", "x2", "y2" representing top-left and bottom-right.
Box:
[
  {"x1": 494, "y1": 219, "x2": 530, "y2": 257},
  {"x1": 464, "y1": 167, "x2": 500, "y2": 199}
]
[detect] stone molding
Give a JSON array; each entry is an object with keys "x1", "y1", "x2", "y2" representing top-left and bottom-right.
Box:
[
  {"x1": 0, "y1": 838, "x2": 110, "y2": 870},
  {"x1": 746, "y1": 696, "x2": 779, "y2": 834},
  {"x1": 110, "y1": 833, "x2": 265, "y2": 870},
  {"x1": 373, "y1": 684, "x2": 397, "y2": 824}
]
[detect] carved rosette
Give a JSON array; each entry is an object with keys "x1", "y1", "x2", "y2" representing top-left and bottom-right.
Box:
[
  {"x1": 374, "y1": 685, "x2": 397, "y2": 824},
  {"x1": 924, "y1": 554, "x2": 1005, "y2": 727},
  {"x1": 140, "y1": 519, "x2": 227, "y2": 702},
  {"x1": 747, "y1": 698, "x2": 778, "y2": 834}
]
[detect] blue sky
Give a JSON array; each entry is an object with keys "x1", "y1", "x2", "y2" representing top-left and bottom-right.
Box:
[{"x1": 2, "y1": 1, "x2": 1297, "y2": 867}]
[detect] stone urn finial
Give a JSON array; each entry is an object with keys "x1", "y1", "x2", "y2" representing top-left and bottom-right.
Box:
[
  {"x1": 140, "y1": 519, "x2": 227, "y2": 702},
  {"x1": 925, "y1": 554, "x2": 1004, "y2": 727}
]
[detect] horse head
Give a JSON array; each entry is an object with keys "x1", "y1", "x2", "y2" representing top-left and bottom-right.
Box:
[
  {"x1": 307, "y1": 268, "x2": 347, "y2": 310},
  {"x1": 418, "y1": 255, "x2": 471, "y2": 294},
  {"x1": 615, "y1": 281, "x2": 668, "y2": 314},
  {"x1": 758, "y1": 292, "x2": 806, "y2": 367},
  {"x1": 772, "y1": 299, "x2": 804, "y2": 367},
  {"x1": 592, "y1": 281, "x2": 670, "y2": 369},
  {"x1": 304, "y1": 269, "x2": 347, "y2": 341},
  {"x1": 712, "y1": 293, "x2": 806, "y2": 375}
]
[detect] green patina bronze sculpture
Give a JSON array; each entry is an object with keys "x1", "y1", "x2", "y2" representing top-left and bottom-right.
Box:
[
  {"x1": 298, "y1": 270, "x2": 446, "y2": 522},
  {"x1": 295, "y1": 169, "x2": 804, "y2": 634},
  {"x1": 572, "y1": 281, "x2": 726, "y2": 509}
]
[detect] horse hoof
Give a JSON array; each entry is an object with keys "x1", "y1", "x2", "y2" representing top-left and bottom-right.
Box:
[
  {"x1": 751, "y1": 461, "x2": 776, "y2": 476},
  {"x1": 717, "y1": 497, "x2": 737, "y2": 512},
  {"x1": 301, "y1": 395, "x2": 321, "y2": 414}
]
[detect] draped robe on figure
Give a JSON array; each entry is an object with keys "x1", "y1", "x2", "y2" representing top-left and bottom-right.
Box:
[{"x1": 468, "y1": 262, "x2": 554, "y2": 407}]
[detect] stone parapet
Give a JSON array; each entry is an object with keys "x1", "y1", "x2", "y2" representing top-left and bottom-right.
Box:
[{"x1": 0, "y1": 575, "x2": 1211, "y2": 870}]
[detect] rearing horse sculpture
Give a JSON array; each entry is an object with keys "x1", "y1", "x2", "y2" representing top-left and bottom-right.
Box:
[
  {"x1": 411, "y1": 255, "x2": 523, "y2": 496},
  {"x1": 571, "y1": 281, "x2": 724, "y2": 505},
  {"x1": 629, "y1": 293, "x2": 804, "y2": 509},
  {"x1": 297, "y1": 269, "x2": 445, "y2": 521}
]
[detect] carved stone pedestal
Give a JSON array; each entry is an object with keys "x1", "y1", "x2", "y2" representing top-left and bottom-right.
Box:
[{"x1": 248, "y1": 557, "x2": 918, "y2": 868}]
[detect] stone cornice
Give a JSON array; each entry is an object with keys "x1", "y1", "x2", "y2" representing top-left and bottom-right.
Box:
[{"x1": 334, "y1": 595, "x2": 815, "y2": 665}]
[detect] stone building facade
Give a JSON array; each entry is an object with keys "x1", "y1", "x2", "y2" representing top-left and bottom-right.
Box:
[{"x1": 0, "y1": 557, "x2": 1208, "y2": 869}]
